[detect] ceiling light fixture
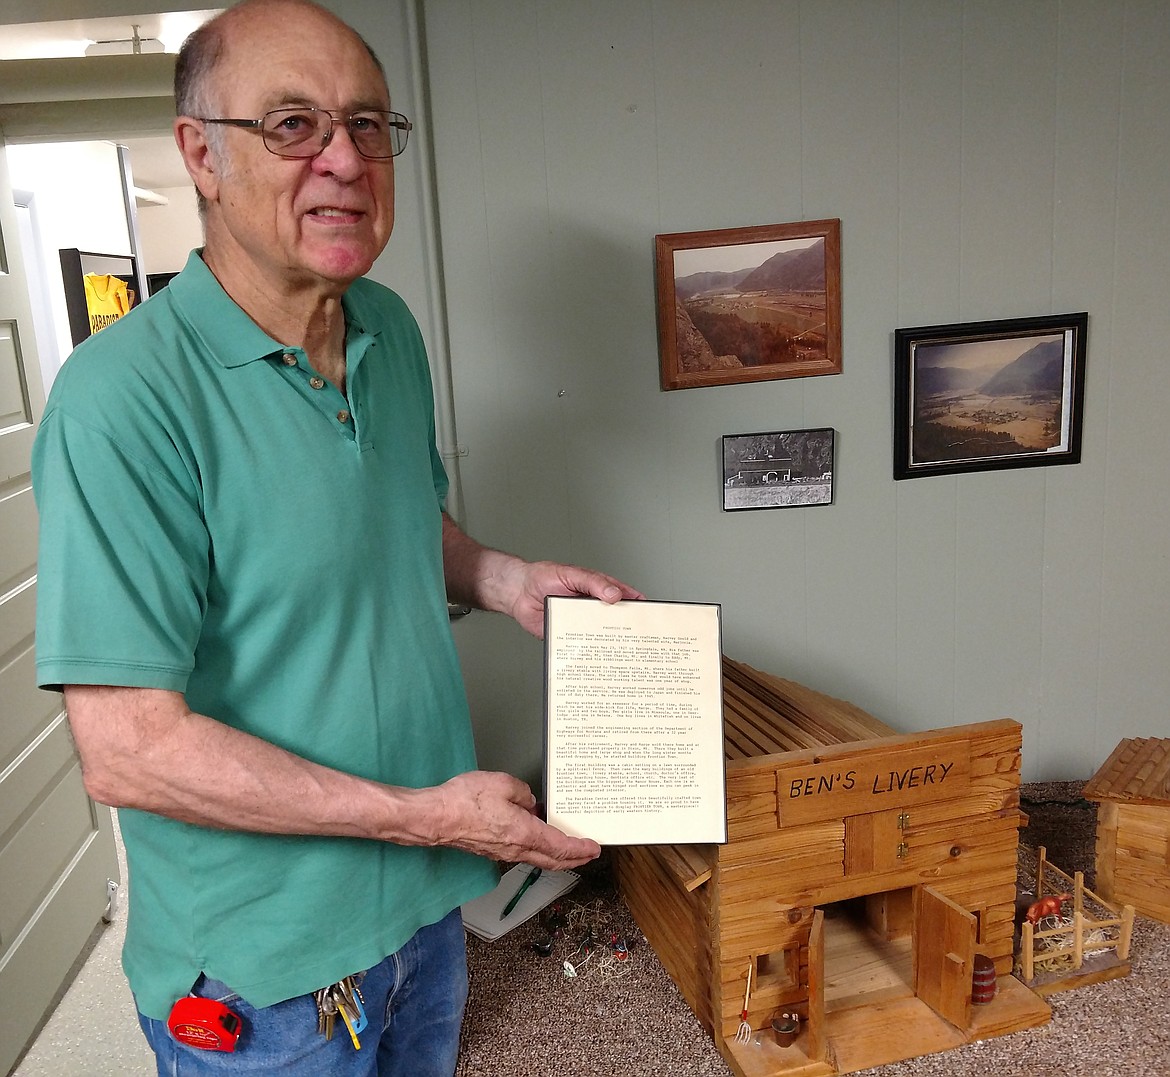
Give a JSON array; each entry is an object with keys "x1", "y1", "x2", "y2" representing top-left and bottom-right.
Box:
[{"x1": 84, "y1": 25, "x2": 165, "y2": 56}]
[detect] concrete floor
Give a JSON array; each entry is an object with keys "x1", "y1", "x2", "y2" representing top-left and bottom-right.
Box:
[{"x1": 12, "y1": 811, "x2": 154, "y2": 1077}]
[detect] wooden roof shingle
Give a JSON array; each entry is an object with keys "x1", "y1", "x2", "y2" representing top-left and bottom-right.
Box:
[{"x1": 1082, "y1": 737, "x2": 1170, "y2": 805}]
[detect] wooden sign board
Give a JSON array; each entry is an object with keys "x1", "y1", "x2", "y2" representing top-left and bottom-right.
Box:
[{"x1": 775, "y1": 738, "x2": 972, "y2": 827}]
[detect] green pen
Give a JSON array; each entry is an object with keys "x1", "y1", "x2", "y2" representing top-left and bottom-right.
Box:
[{"x1": 499, "y1": 866, "x2": 542, "y2": 920}]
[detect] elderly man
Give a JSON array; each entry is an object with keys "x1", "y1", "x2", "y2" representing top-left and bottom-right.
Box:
[{"x1": 31, "y1": 1, "x2": 640, "y2": 1073}]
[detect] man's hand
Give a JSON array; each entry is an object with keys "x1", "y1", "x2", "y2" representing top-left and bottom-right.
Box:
[
  {"x1": 441, "y1": 513, "x2": 643, "y2": 638},
  {"x1": 493, "y1": 559, "x2": 643, "y2": 638},
  {"x1": 405, "y1": 771, "x2": 600, "y2": 869}
]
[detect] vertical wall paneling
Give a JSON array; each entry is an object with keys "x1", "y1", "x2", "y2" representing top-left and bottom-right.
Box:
[
  {"x1": 419, "y1": 0, "x2": 1170, "y2": 784},
  {"x1": 794, "y1": 1, "x2": 900, "y2": 707},
  {"x1": 325, "y1": 0, "x2": 465, "y2": 502},
  {"x1": 893, "y1": 2, "x2": 964, "y2": 731},
  {"x1": 950, "y1": 3, "x2": 1058, "y2": 767},
  {"x1": 420, "y1": 1, "x2": 552, "y2": 770},
  {"x1": 1038, "y1": 0, "x2": 1124, "y2": 775},
  {"x1": 1095, "y1": 2, "x2": 1170, "y2": 764},
  {"x1": 651, "y1": 1, "x2": 813, "y2": 675},
  {"x1": 649, "y1": 1, "x2": 803, "y2": 230},
  {"x1": 533, "y1": 4, "x2": 666, "y2": 579}
]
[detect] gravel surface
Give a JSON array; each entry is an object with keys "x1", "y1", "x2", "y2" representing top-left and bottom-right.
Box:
[{"x1": 456, "y1": 783, "x2": 1170, "y2": 1077}]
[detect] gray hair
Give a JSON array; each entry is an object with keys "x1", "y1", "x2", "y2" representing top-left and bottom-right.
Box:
[{"x1": 174, "y1": 14, "x2": 229, "y2": 218}]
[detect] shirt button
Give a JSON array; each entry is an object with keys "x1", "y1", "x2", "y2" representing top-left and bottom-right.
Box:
[
  {"x1": 309, "y1": 376, "x2": 325, "y2": 390},
  {"x1": 337, "y1": 410, "x2": 351, "y2": 423},
  {"x1": 282, "y1": 353, "x2": 297, "y2": 366}
]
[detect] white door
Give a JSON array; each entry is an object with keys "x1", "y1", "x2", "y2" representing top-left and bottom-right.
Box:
[{"x1": 0, "y1": 129, "x2": 119, "y2": 1075}]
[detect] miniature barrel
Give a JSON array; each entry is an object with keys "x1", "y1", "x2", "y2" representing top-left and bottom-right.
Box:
[
  {"x1": 770, "y1": 1015, "x2": 799, "y2": 1047},
  {"x1": 972, "y1": 954, "x2": 997, "y2": 1004}
]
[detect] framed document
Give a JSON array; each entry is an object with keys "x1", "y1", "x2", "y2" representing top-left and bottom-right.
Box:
[{"x1": 543, "y1": 597, "x2": 727, "y2": 845}]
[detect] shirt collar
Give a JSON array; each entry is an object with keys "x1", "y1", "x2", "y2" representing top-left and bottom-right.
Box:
[{"x1": 167, "y1": 250, "x2": 386, "y2": 368}]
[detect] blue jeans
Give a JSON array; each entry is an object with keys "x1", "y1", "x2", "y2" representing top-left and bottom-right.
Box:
[{"x1": 137, "y1": 909, "x2": 468, "y2": 1076}]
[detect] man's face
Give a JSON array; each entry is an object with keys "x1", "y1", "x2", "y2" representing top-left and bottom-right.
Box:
[{"x1": 202, "y1": 5, "x2": 396, "y2": 292}]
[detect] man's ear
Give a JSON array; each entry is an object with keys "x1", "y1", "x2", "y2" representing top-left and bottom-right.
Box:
[{"x1": 174, "y1": 117, "x2": 220, "y2": 203}]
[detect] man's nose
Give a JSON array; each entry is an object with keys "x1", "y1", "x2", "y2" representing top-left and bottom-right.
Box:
[{"x1": 311, "y1": 121, "x2": 366, "y2": 178}]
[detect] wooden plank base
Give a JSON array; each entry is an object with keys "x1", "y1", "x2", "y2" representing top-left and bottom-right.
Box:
[
  {"x1": 721, "y1": 1033, "x2": 835, "y2": 1077},
  {"x1": 966, "y1": 974, "x2": 1051, "y2": 1040},
  {"x1": 718, "y1": 980, "x2": 1051, "y2": 1077},
  {"x1": 822, "y1": 916, "x2": 911, "y2": 1012},
  {"x1": 1022, "y1": 954, "x2": 1133, "y2": 997},
  {"x1": 826, "y1": 997, "x2": 965, "y2": 1074},
  {"x1": 716, "y1": 924, "x2": 1050, "y2": 1076}
]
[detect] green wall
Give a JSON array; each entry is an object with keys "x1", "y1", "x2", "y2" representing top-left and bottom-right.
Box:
[{"x1": 420, "y1": 0, "x2": 1170, "y2": 786}]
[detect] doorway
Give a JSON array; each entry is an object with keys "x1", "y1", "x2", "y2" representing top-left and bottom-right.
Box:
[
  {"x1": 0, "y1": 13, "x2": 211, "y2": 1071},
  {"x1": 816, "y1": 885, "x2": 976, "y2": 1073},
  {"x1": 821, "y1": 888, "x2": 915, "y2": 1013}
]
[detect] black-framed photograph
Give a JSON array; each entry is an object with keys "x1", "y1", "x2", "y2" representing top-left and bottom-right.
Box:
[
  {"x1": 893, "y1": 313, "x2": 1088, "y2": 480},
  {"x1": 722, "y1": 428, "x2": 835, "y2": 511},
  {"x1": 655, "y1": 219, "x2": 842, "y2": 391}
]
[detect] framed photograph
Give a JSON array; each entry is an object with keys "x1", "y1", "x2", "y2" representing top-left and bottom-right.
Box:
[
  {"x1": 655, "y1": 219, "x2": 842, "y2": 391},
  {"x1": 722, "y1": 428, "x2": 835, "y2": 511},
  {"x1": 893, "y1": 313, "x2": 1088, "y2": 480}
]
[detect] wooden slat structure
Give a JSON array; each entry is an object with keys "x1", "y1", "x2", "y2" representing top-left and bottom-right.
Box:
[
  {"x1": 1082, "y1": 738, "x2": 1170, "y2": 923},
  {"x1": 1016, "y1": 846, "x2": 1134, "y2": 994},
  {"x1": 614, "y1": 657, "x2": 1050, "y2": 1077}
]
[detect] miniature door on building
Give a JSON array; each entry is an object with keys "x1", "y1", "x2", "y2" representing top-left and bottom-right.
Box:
[{"x1": 913, "y1": 887, "x2": 976, "y2": 1028}]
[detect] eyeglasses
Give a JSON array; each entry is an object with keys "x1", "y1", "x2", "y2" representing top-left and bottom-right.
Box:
[{"x1": 198, "y1": 107, "x2": 412, "y2": 160}]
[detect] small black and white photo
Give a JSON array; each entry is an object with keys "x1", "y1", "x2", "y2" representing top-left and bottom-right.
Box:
[{"x1": 721, "y1": 428, "x2": 835, "y2": 511}]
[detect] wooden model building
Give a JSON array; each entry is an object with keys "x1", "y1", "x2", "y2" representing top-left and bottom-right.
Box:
[
  {"x1": 613, "y1": 658, "x2": 1051, "y2": 1077},
  {"x1": 1082, "y1": 737, "x2": 1170, "y2": 923}
]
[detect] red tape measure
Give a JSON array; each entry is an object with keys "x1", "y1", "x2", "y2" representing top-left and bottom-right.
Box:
[{"x1": 167, "y1": 996, "x2": 243, "y2": 1051}]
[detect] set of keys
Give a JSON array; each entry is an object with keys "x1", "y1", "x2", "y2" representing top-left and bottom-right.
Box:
[{"x1": 313, "y1": 975, "x2": 367, "y2": 1049}]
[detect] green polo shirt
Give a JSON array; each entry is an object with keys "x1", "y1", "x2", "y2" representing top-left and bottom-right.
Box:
[{"x1": 32, "y1": 251, "x2": 496, "y2": 1020}]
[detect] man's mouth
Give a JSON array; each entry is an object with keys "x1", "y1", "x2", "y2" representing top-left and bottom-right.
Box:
[{"x1": 308, "y1": 207, "x2": 363, "y2": 219}]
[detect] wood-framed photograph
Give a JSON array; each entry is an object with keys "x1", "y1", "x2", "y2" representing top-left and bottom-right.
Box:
[
  {"x1": 655, "y1": 219, "x2": 842, "y2": 391},
  {"x1": 893, "y1": 312, "x2": 1088, "y2": 480},
  {"x1": 722, "y1": 427, "x2": 835, "y2": 511}
]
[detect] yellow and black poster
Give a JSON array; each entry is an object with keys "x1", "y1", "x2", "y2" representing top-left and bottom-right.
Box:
[{"x1": 83, "y1": 273, "x2": 133, "y2": 334}]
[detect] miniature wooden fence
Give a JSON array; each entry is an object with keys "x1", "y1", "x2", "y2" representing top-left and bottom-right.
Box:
[{"x1": 1019, "y1": 846, "x2": 1135, "y2": 982}]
